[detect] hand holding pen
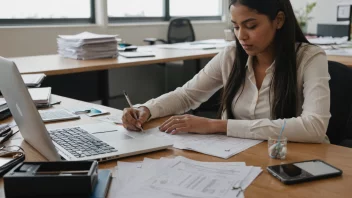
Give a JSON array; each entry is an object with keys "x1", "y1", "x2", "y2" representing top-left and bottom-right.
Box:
[{"x1": 122, "y1": 91, "x2": 151, "y2": 132}]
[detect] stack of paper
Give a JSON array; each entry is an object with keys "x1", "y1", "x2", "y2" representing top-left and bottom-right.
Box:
[
  {"x1": 157, "y1": 39, "x2": 231, "y2": 50},
  {"x1": 308, "y1": 36, "x2": 349, "y2": 45},
  {"x1": 57, "y1": 32, "x2": 120, "y2": 60},
  {"x1": 28, "y1": 87, "x2": 51, "y2": 107},
  {"x1": 21, "y1": 73, "x2": 46, "y2": 87},
  {"x1": 0, "y1": 98, "x2": 8, "y2": 113},
  {"x1": 125, "y1": 127, "x2": 262, "y2": 159},
  {"x1": 114, "y1": 156, "x2": 262, "y2": 198}
]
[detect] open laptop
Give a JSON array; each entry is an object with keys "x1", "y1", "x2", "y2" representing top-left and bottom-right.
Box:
[{"x1": 0, "y1": 57, "x2": 172, "y2": 162}]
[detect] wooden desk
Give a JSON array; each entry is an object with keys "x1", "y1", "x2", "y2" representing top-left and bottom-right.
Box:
[
  {"x1": 0, "y1": 95, "x2": 351, "y2": 198},
  {"x1": 9, "y1": 47, "x2": 221, "y2": 76},
  {"x1": 8, "y1": 46, "x2": 352, "y2": 106},
  {"x1": 9, "y1": 47, "x2": 352, "y2": 76},
  {"x1": 9, "y1": 47, "x2": 221, "y2": 106}
]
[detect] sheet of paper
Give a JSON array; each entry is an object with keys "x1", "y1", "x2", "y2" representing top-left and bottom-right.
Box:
[
  {"x1": 97, "y1": 115, "x2": 123, "y2": 124},
  {"x1": 143, "y1": 127, "x2": 262, "y2": 159},
  {"x1": 119, "y1": 158, "x2": 252, "y2": 198},
  {"x1": 114, "y1": 156, "x2": 256, "y2": 198},
  {"x1": 156, "y1": 41, "x2": 229, "y2": 50},
  {"x1": 325, "y1": 48, "x2": 352, "y2": 56}
]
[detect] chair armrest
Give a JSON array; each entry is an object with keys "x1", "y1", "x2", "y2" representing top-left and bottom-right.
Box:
[{"x1": 143, "y1": 38, "x2": 167, "y2": 45}]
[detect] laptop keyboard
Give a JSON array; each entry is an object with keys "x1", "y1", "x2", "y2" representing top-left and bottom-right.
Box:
[
  {"x1": 49, "y1": 127, "x2": 117, "y2": 158},
  {"x1": 40, "y1": 109, "x2": 79, "y2": 122}
]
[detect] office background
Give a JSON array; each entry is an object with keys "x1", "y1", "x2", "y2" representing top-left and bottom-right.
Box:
[{"x1": 0, "y1": 0, "x2": 350, "y2": 110}]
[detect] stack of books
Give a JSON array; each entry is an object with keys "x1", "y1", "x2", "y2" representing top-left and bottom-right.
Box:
[
  {"x1": 0, "y1": 74, "x2": 46, "y2": 96},
  {"x1": 0, "y1": 98, "x2": 10, "y2": 120},
  {"x1": 0, "y1": 87, "x2": 52, "y2": 121},
  {"x1": 57, "y1": 32, "x2": 120, "y2": 60},
  {"x1": 28, "y1": 87, "x2": 52, "y2": 108},
  {"x1": 21, "y1": 73, "x2": 46, "y2": 87}
]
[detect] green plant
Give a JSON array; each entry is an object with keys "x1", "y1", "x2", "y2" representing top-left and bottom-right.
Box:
[{"x1": 295, "y1": 2, "x2": 317, "y2": 27}]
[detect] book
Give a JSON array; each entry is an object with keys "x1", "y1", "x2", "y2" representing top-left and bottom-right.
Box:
[
  {"x1": 21, "y1": 74, "x2": 46, "y2": 87},
  {"x1": 28, "y1": 87, "x2": 51, "y2": 105},
  {"x1": 91, "y1": 169, "x2": 112, "y2": 198}
]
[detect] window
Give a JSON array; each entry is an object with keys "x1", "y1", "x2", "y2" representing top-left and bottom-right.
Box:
[
  {"x1": 170, "y1": 0, "x2": 222, "y2": 17},
  {"x1": 0, "y1": 0, "x2": 95, "y2": 25},
  {"x1": 108, "y1": 0, "x2": 164, "y2": 17},
  {"x1": 108, "y1": 0, "x2": 222, "y2": 23}
]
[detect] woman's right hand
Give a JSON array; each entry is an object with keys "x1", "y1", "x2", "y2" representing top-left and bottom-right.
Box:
[{"x1": 122, "y1": 106, "x2": 151, "y2": 131}]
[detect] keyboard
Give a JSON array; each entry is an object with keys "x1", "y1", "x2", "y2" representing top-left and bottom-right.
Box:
[
  {"x1": 39, "y1": 109, "x2": 80, "y2": 123},
  {"x1": 49, "y1": 127, "x2": 117, "y2": 158}
]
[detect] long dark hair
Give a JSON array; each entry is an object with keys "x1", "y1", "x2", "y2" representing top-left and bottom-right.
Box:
[{"x1": 219, "y1": 0, "x2": 309, "y2": 119}]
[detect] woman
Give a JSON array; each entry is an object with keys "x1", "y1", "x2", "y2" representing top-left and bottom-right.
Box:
[{"x1": 122, "y1": 0, "x2": 330, "y2": 143}]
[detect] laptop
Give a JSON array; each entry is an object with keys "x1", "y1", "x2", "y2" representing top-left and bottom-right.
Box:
[{"x1": 0, "y1": 57, "x2": 172, "y2": 162}]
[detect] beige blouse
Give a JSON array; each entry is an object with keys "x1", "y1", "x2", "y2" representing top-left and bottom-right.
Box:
[{"x1": 141, "y1": 42, "x2": 331, "y2": 143}]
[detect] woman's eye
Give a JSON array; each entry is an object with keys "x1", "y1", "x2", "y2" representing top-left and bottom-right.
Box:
[{"x1": 247, "y1": 25, "x2": 257, "y2": 30}]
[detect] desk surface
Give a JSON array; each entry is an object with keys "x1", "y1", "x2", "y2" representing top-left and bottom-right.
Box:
[
  {"x1": 0, "y1": 95, "x2": 351, "y2": 198},
  {"x1": 9, "y1": 46, "x2": 352, "y2": 76},
  {"x1": 10, "y1": 47, "x2": 221, "y2": 76}
]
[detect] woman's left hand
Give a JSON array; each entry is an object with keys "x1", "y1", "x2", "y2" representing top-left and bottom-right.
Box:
[{"x1": 159, "y1": 114, "x2": 220, "y2": 134}]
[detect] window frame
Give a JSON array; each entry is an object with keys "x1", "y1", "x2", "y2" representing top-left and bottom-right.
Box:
[
  {"x1": 0, "y1": 0, "x2": 95, "y2": 26},
  {"x1": 108, "y1": 0, "x2": 222, "y2": 23}
]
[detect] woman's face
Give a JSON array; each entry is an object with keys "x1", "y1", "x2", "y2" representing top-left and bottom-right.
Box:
[{"x1": 230, "y1": 3, "x2": 281, "y2": 56}]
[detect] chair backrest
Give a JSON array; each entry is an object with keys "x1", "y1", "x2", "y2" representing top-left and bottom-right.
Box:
[
  {"x1": 327, "y1": 61, "x2": 352, "y2": 144},
  {"x1": 167, "y1": 18, "x2": 196, "y2": 44}
]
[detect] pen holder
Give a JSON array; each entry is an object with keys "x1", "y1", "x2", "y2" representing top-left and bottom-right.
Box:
[{"x1": 268, "y1": 136, "x2": 287, "y2": 159}]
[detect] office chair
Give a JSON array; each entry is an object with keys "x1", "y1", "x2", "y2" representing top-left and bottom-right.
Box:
[
  {"x1": 144, "y1": 17, "x2": 196, "y2": 45},
  {"x1": 144, "y1": 18, "x2": 197, "y2": 93},
  {"x1": 327, "y1": 61, "x2": 352, "y2": 148}
]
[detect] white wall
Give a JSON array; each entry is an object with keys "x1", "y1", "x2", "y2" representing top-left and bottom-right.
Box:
[
  {"x1": 0, "y1": 0, "x2": 229, "y2": 57},
  {"x1": 0, "y1": 22, "x2": 226, "y2": 57},
  {"x1": 291, "y1": 0, "x2": 351, "y2": 34}
]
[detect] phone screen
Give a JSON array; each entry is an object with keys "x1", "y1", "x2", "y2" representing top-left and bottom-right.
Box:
[{"x1": 270, "y1": 160, "x2": 341, "y2": 180}]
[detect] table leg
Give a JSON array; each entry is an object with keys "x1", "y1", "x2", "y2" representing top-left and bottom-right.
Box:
[{"x1": 98, "y1": 70, "x2": 110, "y2": 106}]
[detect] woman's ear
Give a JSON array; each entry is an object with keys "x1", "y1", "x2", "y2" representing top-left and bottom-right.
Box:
[{"x1": 275, "y1": 11, "x2": 285, "y2": 30}]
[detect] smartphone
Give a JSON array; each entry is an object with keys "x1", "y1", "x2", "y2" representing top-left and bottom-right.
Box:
[{"x1": 267, "y1": 159, "x2": 342, "y2": 184}]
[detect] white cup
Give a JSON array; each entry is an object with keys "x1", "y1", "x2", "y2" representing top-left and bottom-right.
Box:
[{"x1": 224, "y1": 29, "x2": 235, "y2": 41}]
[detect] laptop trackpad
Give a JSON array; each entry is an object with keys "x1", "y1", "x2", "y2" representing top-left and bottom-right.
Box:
[{"x1": 93, "y1": 132, "x2": 132, "y2": 148}]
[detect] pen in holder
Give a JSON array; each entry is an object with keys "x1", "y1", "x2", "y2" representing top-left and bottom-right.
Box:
[{"x1": 268, "y1": 120, "x2": 287, "y2": 159}]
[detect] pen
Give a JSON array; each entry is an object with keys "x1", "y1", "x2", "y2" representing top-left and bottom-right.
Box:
[{"x1": 123, "y1": 91, "x2": 144, "y2": 132}]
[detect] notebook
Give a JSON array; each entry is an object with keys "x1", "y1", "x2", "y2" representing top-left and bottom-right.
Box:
[
  {"x1": 21, "y1": 74, "x2": 46, "y2": 87},
  {"x1": 28, "y1": 87, "x2": 51, "y2": 104},
  {"x1": 119, "y1": 51, "x2": 155, "y2": 58}
]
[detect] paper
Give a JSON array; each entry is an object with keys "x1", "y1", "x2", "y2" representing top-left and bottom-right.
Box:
[
  {"x1": 157, "y1": 40, "x2": 230, "y2": 50},
  {"x1": 139, "y1": 127, "x2": 262, "y2": 159},
  {"x1": 28, "y1": 87, "x2": 51, "y2": 104},
  {"x1": 119, "y1": 51, "x2": 155, "y2": 58},
  {"x1": 97, "y1": 115, "x2": 123, "y2": 124},
  {"x1": 57, "y1": 32, "x2": 119, "y2": 60},
  {"x1": 114, "y1": 156, "x2": 261, "y2": 198},
  {"x1": 308, "y1": 36, "x2": 348, "y2": 45},
  {"x1": 21, "y1": 74, "x2": 46, "y2": 87},
  {"x1": 58, "y1": 32, "x2": 119, "y2": 41},
  {"x1": 0, "y1": 98, "x2": 6, "y2": 107},
  {"x1": 325, "y1": 48, "x2": 352, "y2": 56}
]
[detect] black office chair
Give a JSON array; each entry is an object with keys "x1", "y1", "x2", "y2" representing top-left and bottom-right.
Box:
[
  {"x1": 327, "y1": 61, "x2": 352, "y2": 148},
  {"x1": 144, "y1": 17, "x2": 196, "y2": 45},
  {"x1": 143, "y1": 18, "x2": 197, "y2": 93}
]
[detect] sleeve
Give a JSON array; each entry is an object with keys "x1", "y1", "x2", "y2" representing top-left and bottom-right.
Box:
[
  {"x1": 140, "y1": 48, "x2": 228, "y2": 120},
  {"x1": 227, "y1": 50, "x2": 331, "y2": 143}
]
